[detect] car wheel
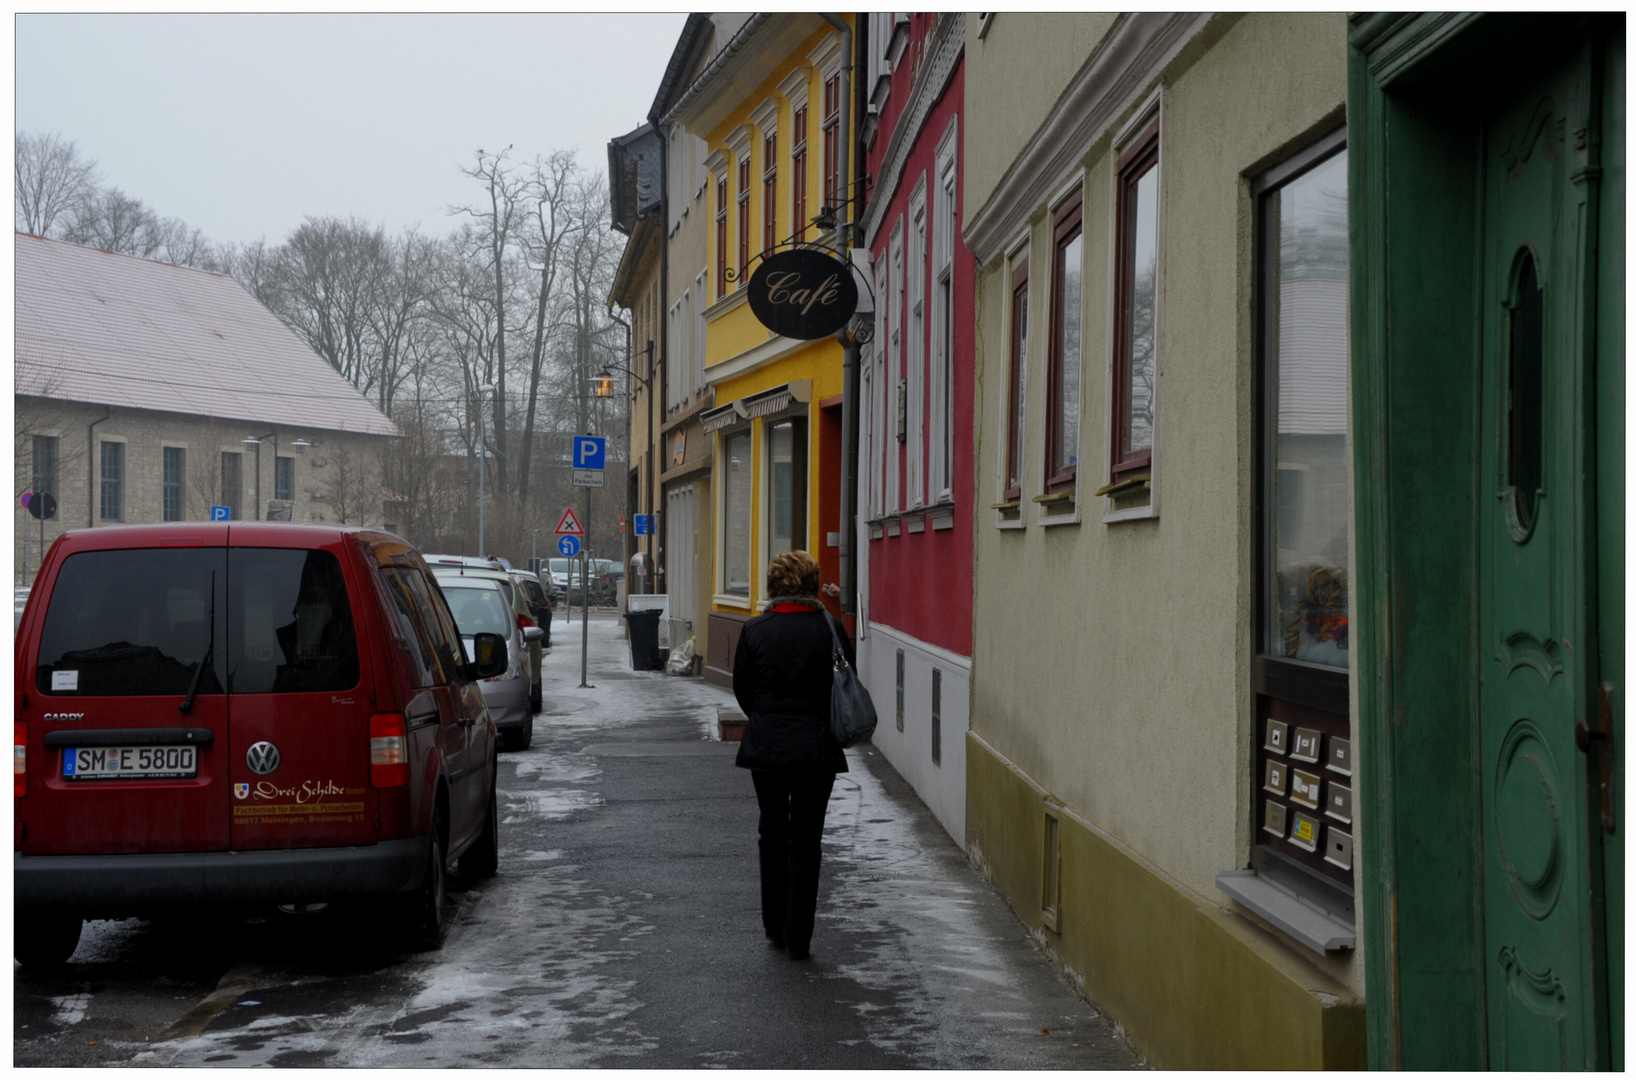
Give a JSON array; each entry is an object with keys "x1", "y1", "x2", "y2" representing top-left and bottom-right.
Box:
[
  {"x1": 15, "y1": 911, "x2": 83, "y2": 969},
  {"x1": 511, "y1": 713, "x2": 533, "y2": 752},
  {"x1": 459, "y1": 774, "x2": 500, "y2": 880},
  {"x1": 403, "y1": 806, "x2": 449, "y2": 951},
  {"x1": 530, "y1": 681, "x2": 543, "y2": 713}
]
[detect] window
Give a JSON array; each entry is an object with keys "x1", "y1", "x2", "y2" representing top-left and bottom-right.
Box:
[
  {"x1": 274, "y1": 456, "x2": 293, "y2": 502},
  {"x1": 766, "y1": 417, "x2": 808, "y2": 561},
  {"x1": 693, "y1": 269, "x2": 708, "y2": 394},
  {"x1": 221, "y1": 451, "x2": 242, "y2": 521},
  {"x1": 888, "y1": 221, "x2": 905, "y2": 513},
  {"x1": 1004, "y1": 260, "x2": 1029, "y2": 501},
  {"x1": 762, "y1": 130, "x2": 778, "y2": 257},
  {"x1": 870, "y1": 258, "x2": 890, "y2": 518},
  {"x1": 721, "y1": 428, "x2": 752, "y2": 596},
  {"x1": 907, "y1": 187, "x2": 927, "y2": 507},
  {"x1": 1251, "y1": 128, "x2": 1353, "y2": 922},
  {"x1": 715, "y1": 173, "x2": 728, "y2": 299},
  {"x1": 163, "y1": 447, "x2": 186, "y2": 521},
  {"x1": 822, "y1": 71, "x2": 841, "y2": 213},
  {"x1": 99, "y1": 442, "x2": 124, "y2": 521},
  {"x1": 33, "y1": 435, "x2": 58, "y2": 499},
  {"x1": 1046, "y1": 194, "x2": 1083, "y2": 493},
  {"x1": 737, "y1": 155, "x2": 751, "y2": 284},
  {"x1": 668, "y1": 296, "x2": 685, "y2": 411},
  {"x1": 227, "y1": 548, "x2": 359, "y2": 694},
  {"x1": 1112, "y1": 123, "x2": 1160, "y2": 486},
  {"x1": 932, "y1": 138, "x2": 958, "y2": 502},
  {"x1": 791, "y1": 103, "x2": 809, "y2": 242}
]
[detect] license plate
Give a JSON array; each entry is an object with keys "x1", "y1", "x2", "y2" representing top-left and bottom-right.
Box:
[{"x1": 62, "y1": 745, "x2": 198, "y2": 780}]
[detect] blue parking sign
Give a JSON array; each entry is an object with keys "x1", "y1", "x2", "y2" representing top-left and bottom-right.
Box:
[
  {"x1": 210, "y1": 505, "x2": 231, "y2": 521},
  {"x1": 573, "y1": 436, "x2": 607, "y2": 470},
  {"x1": 557, "y1": 535, "x2": 581, "y2": 558},
  {"x1": 634, "y1": 514, "x2": 652, "y2": 536}
]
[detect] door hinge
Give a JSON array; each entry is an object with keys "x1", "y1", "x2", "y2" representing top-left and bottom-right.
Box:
[{"x1": 1574, "y1": 681, "x2": 1616, "y2": 833}]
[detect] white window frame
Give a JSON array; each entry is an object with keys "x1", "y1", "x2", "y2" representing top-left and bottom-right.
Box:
[
  {"x1": 756, "y1": 409, "x2": 812, "y2": 603},
  {"x1": 871, "y1": 254, "x2": 891, "y2": 519},
  {"x1": 714, "y1": 423, "x2": 755, "y2": 609},
  {"x1": 930, "y1": 118, "x2": 959, "y2": 504},
  {"x1": 995, "y1": 227, "x2": 1033, "y2": 530},
  {"x1": 906, "y1": 177, "x2": 927, "y2": 510},
  {"x1": 693, "y1": 268, "x2": 708, "y2": 399},
  {"x1": 668, "y1": 296, "x2": 685, "y2": 411},
  {"x1": 888, "y1": 217, "x2": 905, "y2": 513}
]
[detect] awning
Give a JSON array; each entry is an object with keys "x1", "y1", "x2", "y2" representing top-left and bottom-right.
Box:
[
  {"x1": 700, "y1": 400, "x2": 748, "y2": 434},
  {"x1": 740, "y1": 379, "x2": 813, "y2": 419}
]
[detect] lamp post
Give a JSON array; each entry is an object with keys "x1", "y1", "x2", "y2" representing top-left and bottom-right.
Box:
[
  {"x1": 476, "y1": 383, "x2": 495, "y2": 556},
  {"x1": 597, "y1": 351, "x2": 655, "y2": 595},
  {"x1": 242, "y1": 431, "x2": 277, "y2": 520}
]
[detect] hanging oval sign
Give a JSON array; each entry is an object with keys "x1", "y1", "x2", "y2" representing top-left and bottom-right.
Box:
[{"x1": 746, "y1": 248, "x2": 860, "y2": 340}]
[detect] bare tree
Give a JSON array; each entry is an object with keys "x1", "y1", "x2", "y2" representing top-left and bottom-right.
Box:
[
  {"x1": 513, "y1": 150, "x2": 579, "y2": 513},
  {"x1": 309, "y1": 445, "x2": 371, "y2": 525},
  {"x1": 15, "y1": 131, "x2": 99, "y2": 237},
  {"x1": 63, "y1": 187, "x2": 165, "y2": 258}
]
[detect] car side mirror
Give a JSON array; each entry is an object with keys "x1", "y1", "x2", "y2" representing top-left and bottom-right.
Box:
[
  {"x1": 466, "y1": 632, "x2": 508, "y2": 680},
  {"x1": 522, "y1": 625, "x2": 544, "y2": 644}
]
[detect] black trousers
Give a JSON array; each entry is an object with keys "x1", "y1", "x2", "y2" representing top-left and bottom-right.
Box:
[{"x1": 750, "y1": 768, "x2": 837, "y2": 952}]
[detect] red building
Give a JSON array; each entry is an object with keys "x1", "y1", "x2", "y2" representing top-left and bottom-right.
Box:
[{"x1": 855, "y1": 13, "x2": 973, "y2": 841}]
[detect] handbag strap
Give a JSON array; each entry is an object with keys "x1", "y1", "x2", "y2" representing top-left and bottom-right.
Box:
[{"x1": 822, "y1": 610, "x2": 847, "y2": 668}]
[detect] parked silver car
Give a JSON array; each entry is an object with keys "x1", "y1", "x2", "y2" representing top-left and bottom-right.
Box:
[{"x1": 437, "y1": 577, "x2": 542, "y2": 751}]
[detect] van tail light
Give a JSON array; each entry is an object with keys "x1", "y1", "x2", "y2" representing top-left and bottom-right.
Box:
[
  {"x1": 15, "y1": 722, "x2": 26, "y2": 798},
  {"x1": 369, "y1": 713, "x2": 409, "y2": 788}
]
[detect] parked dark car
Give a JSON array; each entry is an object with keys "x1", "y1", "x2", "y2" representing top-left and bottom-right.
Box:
[{"x1": 14, "y1": 523, "x2": 508, "y2": 966}]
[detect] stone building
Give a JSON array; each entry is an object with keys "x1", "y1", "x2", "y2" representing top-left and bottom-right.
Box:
[{"x1": 15, "y1": 232, "x2": 397, "y2": 582}]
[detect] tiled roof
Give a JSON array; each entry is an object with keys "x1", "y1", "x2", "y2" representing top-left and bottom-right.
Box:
[{"x1": 14, "y1": 232, "x2": 396, "y2": 437}]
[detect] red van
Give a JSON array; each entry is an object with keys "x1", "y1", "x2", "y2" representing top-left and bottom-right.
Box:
[{"x1": 13, "y1": 523, "x2": 507, "y2": 966}]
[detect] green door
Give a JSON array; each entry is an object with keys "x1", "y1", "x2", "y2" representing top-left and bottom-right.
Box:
[{"x1": 1478, "y1": 49, "x2": 1607, "y2": 1071}]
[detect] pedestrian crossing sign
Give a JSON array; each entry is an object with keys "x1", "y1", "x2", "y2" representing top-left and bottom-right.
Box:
[{"x1": 554, "y1": 508, "x2": 584, "y2": 536}]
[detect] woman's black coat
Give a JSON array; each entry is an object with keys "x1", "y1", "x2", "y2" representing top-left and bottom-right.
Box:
[{"x1": 732, "y1": 601, "x2": 850, "y2": 774}]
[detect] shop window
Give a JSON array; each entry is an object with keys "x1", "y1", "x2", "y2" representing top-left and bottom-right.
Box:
[
  {"x1": 1111, "y1": 123, "x2": 1159, "y2": 487},
  {"x1": 1004, "y1": 259, "x2": 1029, "y2": 502},
  {"x1": 721, "y1": 428, "x2": 752, "y2": 597},
  {"x1": 1046, "y1": 193, "x2": 1083, "y2": 493},
  {"x1": 766, "y1": 417, "x2": 808, "y2": 561},
  {"x1": 163, "y1": 447, "x2": 186, "y2": 521},
  {"x1": 99, "y1": 442, "x2": 124, "y2": 521},
  {"x1": 1250, "y1": 126, "x2": 1352, "y2": 929}
]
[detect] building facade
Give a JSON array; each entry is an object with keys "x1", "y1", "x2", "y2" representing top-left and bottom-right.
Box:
[
  {"x1": 15, "y1": 233, "x2": 397, "y2": 583},
  {"x1": 663, "y1": 14, "x2": 861, "y2": 684},
  {"x1": 855, "y1": 13, "x2": 975, "y2": 844},
  {"x1": 962, "y1": 13, "x2": 1363, "y2": 1068}
]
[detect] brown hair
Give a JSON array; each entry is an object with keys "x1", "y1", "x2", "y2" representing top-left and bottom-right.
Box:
[{"x1": 766, "y1": 550, "x2": 820, "y2": 598}]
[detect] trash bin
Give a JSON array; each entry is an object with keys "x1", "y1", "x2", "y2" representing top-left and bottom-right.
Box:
[{"x1": 624, "y1": 608, "x2": 663, "y2": 671}]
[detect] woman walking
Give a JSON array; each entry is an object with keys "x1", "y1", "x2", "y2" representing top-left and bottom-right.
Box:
[{"x1": 733, "y1": 550, "x2": 851, "y2": 960}]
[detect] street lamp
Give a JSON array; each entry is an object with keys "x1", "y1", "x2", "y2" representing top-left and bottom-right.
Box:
[
  {"x1": 476, "y1": 383, "x2": 495, "y2": 557},
  {"x1": 597, "y1": 354, "x2": 656, "y2": 594},
  {"x1": 242, "y1": 431, "x2": 280, "y2": 520}
]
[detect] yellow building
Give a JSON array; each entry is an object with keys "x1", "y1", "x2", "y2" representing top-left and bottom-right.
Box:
[{"x1": 663, "y1": 14, "x2": 859, "y2": 683}]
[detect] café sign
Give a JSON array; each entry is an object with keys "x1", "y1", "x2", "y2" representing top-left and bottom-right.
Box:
[{"x1": 746, "y1": 248, "x2": 860, "y2": 340}]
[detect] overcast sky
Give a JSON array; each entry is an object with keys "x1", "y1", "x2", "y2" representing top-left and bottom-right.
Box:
[{"x1": 15, "y1": 13, "x2": 687, "y2": 247}]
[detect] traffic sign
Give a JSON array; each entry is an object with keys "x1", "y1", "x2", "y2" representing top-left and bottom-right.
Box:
[
  {"x1": 634, "y1": 514, "x2": 652, "y2": 536},
  {"x1": 554, "y1": 507, "x2": 584, "y2": 536},
  {"x1": 572, "y1": 436, "x2": 607, "y2": 470},
  {"x1": 210, "y1": 505, "x2": 231, "y2": 521},
  {"x1": 572, "y1": 469, "x2": 605, "y2": 489},
  {"x1": 557, "y1": 534, "x2": 581, "y2": 558}
]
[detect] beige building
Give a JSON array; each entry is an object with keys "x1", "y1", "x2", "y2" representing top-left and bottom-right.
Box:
[
  {"x1": 15, "y1": 233, "x2": 396, "y2": 582},
  {"x1": 962, "y1": 13, "x2": 1362, "y2": 1068}
]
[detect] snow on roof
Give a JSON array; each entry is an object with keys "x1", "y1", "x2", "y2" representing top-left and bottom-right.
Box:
[{"x1": 14, "y1": 232, "x2": 396, "y2": 437}]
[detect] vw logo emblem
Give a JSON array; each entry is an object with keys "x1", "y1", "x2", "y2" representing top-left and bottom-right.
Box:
[{"x1": 245, "y1": 741, "x2": 281, "y2": 775}]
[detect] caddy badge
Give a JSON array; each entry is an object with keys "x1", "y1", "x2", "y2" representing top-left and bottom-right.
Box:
[{"x1": 245, "y1": 741, "x2": 281, "y2": 776}]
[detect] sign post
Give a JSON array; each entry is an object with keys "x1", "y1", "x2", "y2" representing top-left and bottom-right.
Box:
[{"x1": 567, "y1": 436, "x2": 606, "y2": 689}]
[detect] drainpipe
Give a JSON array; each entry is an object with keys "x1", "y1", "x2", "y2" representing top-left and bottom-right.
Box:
[
  {"x1": 820, "y1": 13, "x2": 859, "y2": 623},
  {"x1": 87, "y1": 405, "x2": 112, "y2": 526},
  {"x1": 650, "y1": 117, "x2": 671, "y2": 608}
]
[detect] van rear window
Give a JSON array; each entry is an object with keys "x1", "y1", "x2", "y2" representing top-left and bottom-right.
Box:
[
  {"x1": 34, "y1": 547, "x2": 359, "y2": 696},
  {"x1": 36, "y1": 549, "x2": 226, "y2": 696},
  {"x1": 227, "y1": 549, "x2": 359, "y2": 694}
]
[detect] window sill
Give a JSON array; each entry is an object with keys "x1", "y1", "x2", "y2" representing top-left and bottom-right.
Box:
[
  {"x1": 712, "y1": 593, "x2": 753, "y2": 610},
  {"x1": 927, "y1": 503, "x2": 955, "y2": 531},
  {"x1": 1033, "y1": 490, "x2": 1078, "y2": 527},
  {"x1": 992, "y1": 498, "x2": 1024, "y2": 529},
  {"x1": 1214, "y1": 870, "x2": 1355, "y2": 953}
]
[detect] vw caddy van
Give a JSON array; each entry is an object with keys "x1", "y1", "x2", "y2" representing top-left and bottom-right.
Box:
[{"x1": 14, "y1": 523, "x2": 508, "y2": 966}]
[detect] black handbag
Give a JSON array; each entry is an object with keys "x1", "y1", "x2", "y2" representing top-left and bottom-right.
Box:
[{"x1": 823, "y1": 612, "x2": 878, "y2": 748}]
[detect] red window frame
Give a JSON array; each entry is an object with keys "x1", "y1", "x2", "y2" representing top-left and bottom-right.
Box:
[
  {"x1": 822, "y1": 73, "x2": 841, "y2": 213},
  {"x1": 762, "y1": 131, "x2": 778, "y2": 258},
  {"x1": 1045, "y1": 194, "x2": 1083, "y2": 494},
  {"x1": 1004, "y1": 259, "x2": 1029, "y2": 501},
  {"x1": 791, "y1": 104, "x2": 808, "y2": 242},
  {"x1": 1111, "y1": 121, "x2": 1161, "y2": 485},
  {"x1": 715, "y1": 174, "x2": 727, "y2": 299},
  {"x1": 736, "y1": 156, "x2": 751, "y2": 286}
]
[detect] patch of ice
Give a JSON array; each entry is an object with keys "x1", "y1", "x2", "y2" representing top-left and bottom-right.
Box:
[
  {"x1": 49, "y1": 991, "x2": 91, "y2": 1026},
  {"x1": 503, "y1": 788, "x2": 602, "y2": 824}
]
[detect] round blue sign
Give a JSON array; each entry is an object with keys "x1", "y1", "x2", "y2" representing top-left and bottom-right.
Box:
[{"x1": 557, "y1": 535, "x2": 581, "y2": 557}]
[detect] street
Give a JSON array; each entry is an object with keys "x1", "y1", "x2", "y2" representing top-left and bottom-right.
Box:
[{"x1": 14, "y1": 612, "x2": 1141, "y2": 1069}]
